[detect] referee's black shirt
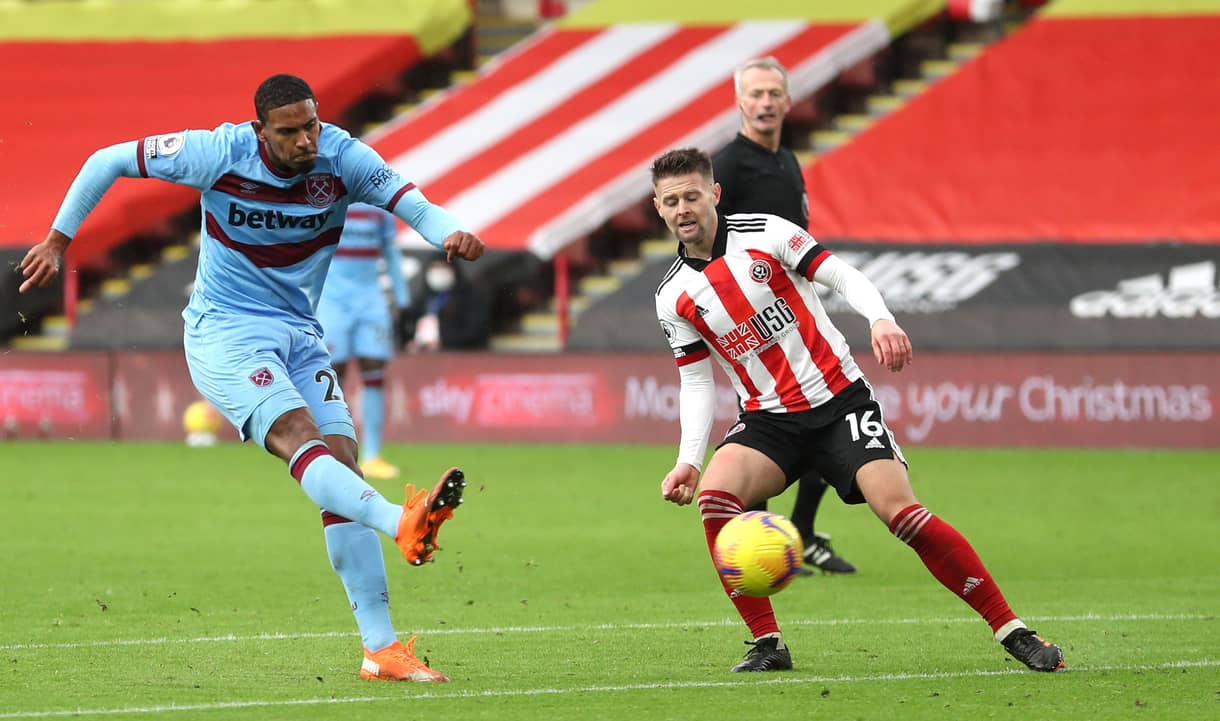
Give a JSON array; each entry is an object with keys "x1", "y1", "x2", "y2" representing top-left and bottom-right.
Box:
[{"x1": 712, "y1": 132, "x2": 809, "y2": 228}]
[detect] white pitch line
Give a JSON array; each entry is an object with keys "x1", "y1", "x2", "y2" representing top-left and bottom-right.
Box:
[
  {"x1": 0, "y1": 659, "x2": 1215, "y2": 719},
  {"x1": 0, "y1": 612, "x2": 1208, "y2": 652}
]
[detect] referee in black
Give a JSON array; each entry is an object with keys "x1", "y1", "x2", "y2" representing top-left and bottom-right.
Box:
[{"x1": 712, "y1": 56, "x2": 856, "y2": 575}]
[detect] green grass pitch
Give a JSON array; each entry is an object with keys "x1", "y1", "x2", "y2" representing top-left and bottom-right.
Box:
[{"x1": 1, "y1": 442, "x2": 1216, "y2": 720}]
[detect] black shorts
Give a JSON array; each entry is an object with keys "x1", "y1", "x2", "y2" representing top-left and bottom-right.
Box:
[{"x1": 716, "y1": 379, "x2": 907, "y2": 504}]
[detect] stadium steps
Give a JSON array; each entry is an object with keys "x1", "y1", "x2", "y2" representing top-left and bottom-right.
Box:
[
  {"x1": 801, "y1": 38, "x2": 1000, "y2": 160},
  {"x1": 9, "y1": 313, "x2": 70, "y2": 351},
  {"x1": 503, "y1": 13, "x2": 1036, "y2": 353},
  {"x1": 475, "y1": 16, "x2": 539, "y2": 67},
  {"x1": 639, "y1": 238, "x2": 676, "y2": 261},
  {"x1": 489, "y1": 271, "x2": 622, "y2": 352},
  {"x1": 891, "y1": 78, "x2": 929, "y2": 97},
  {"x1": 948, "y1": 41, "x2": 985, "y2": 61},
  {"x1": 360, "y1": 17, "x2": 535, "y2": 136},
  {"x1": 9, "y1": 239, "x2": 194, "y2": 350},
  {"x1": 489, "y1": 332, "x2": 562, "y2": 352},
  {"x1": 9, "y1": 334, "x2": 68, "y2": 351},
  {"x1": 100, "y1": 278, "x2": 132, "y2": 300},
  {"x1": 489, "y1": 253, "x2": 654, "y2": 352}
]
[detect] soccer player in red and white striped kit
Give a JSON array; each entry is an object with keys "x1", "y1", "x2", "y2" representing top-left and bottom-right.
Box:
[{"x1": 651, "y1": 147, "x2": 1064, "y2": 673}]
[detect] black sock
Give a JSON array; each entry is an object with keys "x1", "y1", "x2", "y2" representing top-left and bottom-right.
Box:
[{"x1": 789, "y1": 477, "x2": 829, "y2": 542}]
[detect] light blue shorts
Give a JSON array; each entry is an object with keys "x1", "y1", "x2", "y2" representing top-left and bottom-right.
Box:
[
  {"x1": 184, "y1": 312, "x2": 356, "y2": 447},
  {"x1": 316, "y1": 292, "x2": 394, "y2": 363}
]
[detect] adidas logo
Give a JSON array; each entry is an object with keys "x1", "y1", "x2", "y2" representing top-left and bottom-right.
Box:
[
  {"x1": 865, "y1": 437, "x2": 884, "y2": 450},
  {"x1": 1071, "y1": 261, "x2": 1219, "y2": 319},
  {"x1": 963, "y1": 576, "x2": 984, "y2": 595}
]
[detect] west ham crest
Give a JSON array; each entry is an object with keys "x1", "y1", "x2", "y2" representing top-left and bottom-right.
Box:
[
  {"x1": 304, "y1": 174, "x2": 337, "y2": 208},
  {"x1": 249, "y1": 367, "x2": 275, "y2": 387}
]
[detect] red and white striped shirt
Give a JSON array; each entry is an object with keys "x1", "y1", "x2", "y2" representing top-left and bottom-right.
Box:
[{"x1": 655, "y1": 213, "x2": 870, "y2": 413}]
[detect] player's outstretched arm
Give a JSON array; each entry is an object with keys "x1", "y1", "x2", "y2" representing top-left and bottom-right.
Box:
[
  {"x1": 19, "y1": 230, "x2": 71, "y2": 293},
  {"x1": 661, "y1": 463, "x2": 700, "y2": 506},
  {"x1": 19, "y1": 142, "x2": 144, "y2": 292}
]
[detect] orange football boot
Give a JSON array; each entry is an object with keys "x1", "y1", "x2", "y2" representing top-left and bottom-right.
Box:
[
  {"x1": 360, "y1": 636, "x2": 448, "y2": 682},
  {"x1": 395, "y1": 467, "x2": 466, "y2": 566}
]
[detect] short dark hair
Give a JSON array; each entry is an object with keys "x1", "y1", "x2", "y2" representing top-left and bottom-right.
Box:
[
  {"x1": 650, "y1": 148, "x2": 713, "y2": 184},
  {"x1": 254, "y1": 74, "x2": 316, "y2": 123}
]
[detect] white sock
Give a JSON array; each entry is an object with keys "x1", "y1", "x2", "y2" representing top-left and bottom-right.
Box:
[{"x1": 995, "y1": 619, "x2": 1027, "y2": 643}]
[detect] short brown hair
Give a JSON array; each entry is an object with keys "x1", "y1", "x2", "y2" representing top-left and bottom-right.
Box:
[{"x1": 650, "y1": 148, "x2": 713, "y2": 185}]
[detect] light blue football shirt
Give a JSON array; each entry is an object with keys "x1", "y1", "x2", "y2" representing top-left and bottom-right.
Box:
[{"x1": 52, "y1": 121, "x2": 463, "y2": 334}]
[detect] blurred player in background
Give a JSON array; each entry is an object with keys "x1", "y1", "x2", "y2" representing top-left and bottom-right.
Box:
[
  {"x1": 19, "y1": 74, "x2": 484, "y2": 683},
  {"x1": 317, "y1": 203, "x2": 410, "y2": 480},
  {"x1": 714, "y1": 56, "x2": 856, "y2": 575},
  {"x1": 650, "y1": 148, "x2": 1063, "y2": 674}
]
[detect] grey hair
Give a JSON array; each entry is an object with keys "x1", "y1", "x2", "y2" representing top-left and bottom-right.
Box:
[{"x1": 733, "y1": 56, "x2": 789, "y2": 96}]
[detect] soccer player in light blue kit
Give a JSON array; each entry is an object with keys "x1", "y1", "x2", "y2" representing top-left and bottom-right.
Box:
[
  {"x1": 317, "y1": 203, "x2": 409, "y2": 481},
  {"x1": 19, "y1": 75, "x2": 484, "y2": 682}
]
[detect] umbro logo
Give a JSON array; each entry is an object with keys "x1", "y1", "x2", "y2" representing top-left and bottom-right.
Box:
[
  {"x1": 1070, "y1": 261, "x2": 1219, "y2": 319},
  {"x1": 963, "y1": 576, "x2": 984, "y2": 595}
]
